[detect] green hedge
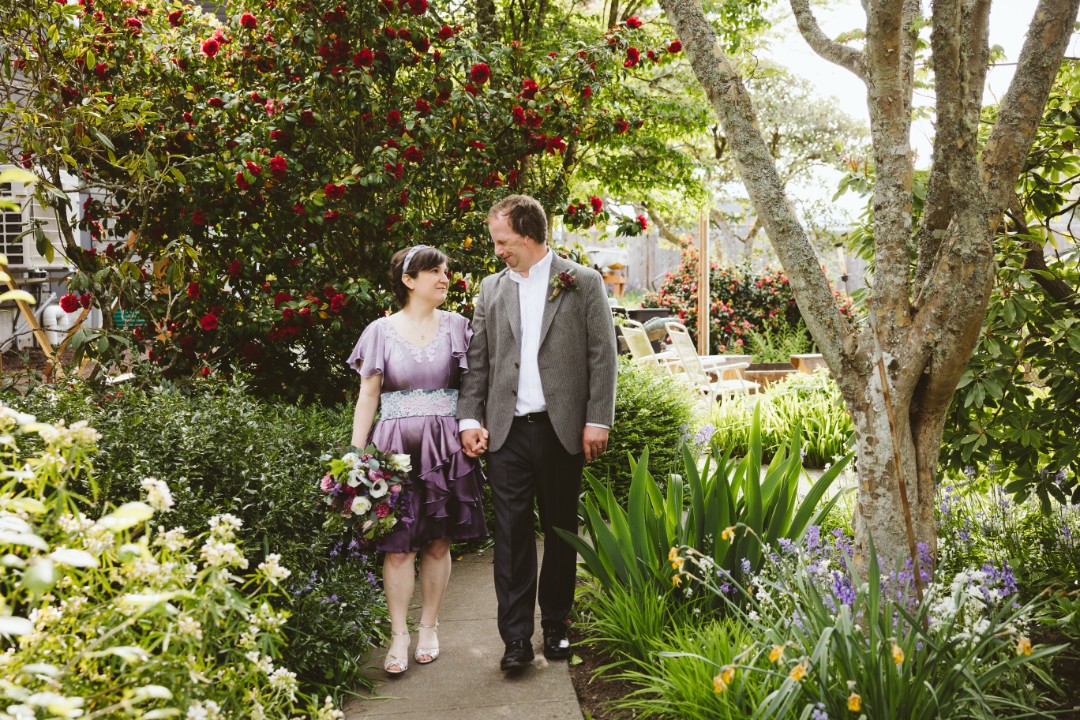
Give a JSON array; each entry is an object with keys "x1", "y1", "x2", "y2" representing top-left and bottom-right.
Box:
[{"x1": 3, "y1": 377, "x2": 384, "y2": 699}]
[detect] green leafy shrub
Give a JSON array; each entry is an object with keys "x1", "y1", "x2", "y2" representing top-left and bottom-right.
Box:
[
  {"x1": 0, "y1": 404, "x2": 345, "y2": 718},
  {"x1": 3, "y1": 377, "x2": 383, "y2": 698},
  {"x1": 707, "y1": 369, "x2": 853, "y2": 468},
  {"x1": 586, "y1": 358, "x2": 698, "y2": 498},
  {"x1": 558, "y1": 407, "x2": 851, "y2": 600},
  {"x1": 745, "y1": 321, "x2": 814, "y2": 363}
]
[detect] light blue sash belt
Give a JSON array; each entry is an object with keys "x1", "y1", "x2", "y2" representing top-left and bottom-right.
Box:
[{"x1": 380, "y1": 389, "x2": 458, "y2": 420}]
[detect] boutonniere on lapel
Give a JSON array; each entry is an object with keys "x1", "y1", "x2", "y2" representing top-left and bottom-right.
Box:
[{"x1": 548, "y1": 270, "x2": 578, "y2": 301}]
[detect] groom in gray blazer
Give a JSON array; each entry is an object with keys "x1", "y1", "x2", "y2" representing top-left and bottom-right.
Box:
[{"x1": 457, "y1": 194, "x2": 617, "y2": 671}]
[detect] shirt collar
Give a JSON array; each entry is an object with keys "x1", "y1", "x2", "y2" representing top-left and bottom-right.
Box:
[{"x1": 507, "y1": 246, "x2": 553, "y2": 285}]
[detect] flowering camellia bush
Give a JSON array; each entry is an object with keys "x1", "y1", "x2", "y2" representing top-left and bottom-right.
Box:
[
  {"x1": 643, "y1": 241, "x2": 854, "y2": 355},
  {"x1": 0, "y1": 404, "x2": 344, "y2": 719},
  {"x1": 2, "y1": 0, "x2": 685, "y2": 399}
]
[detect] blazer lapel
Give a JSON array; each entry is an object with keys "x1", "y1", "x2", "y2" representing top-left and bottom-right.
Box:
[
  {"x1": 496, "y1": 270, "x2": 520, "y2": 343},
  {"x1": 539, "y1": 254, "x2": 567, "y2": 346}
]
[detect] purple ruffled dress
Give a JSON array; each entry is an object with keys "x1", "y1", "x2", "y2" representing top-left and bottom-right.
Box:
[{"x1": 347, "y1": 310, "x2": 488, "y2": 553}]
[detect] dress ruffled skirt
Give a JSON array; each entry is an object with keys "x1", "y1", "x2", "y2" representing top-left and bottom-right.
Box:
[{"x1": 370, "y1": 415, "x2": 488, "y2": 553}]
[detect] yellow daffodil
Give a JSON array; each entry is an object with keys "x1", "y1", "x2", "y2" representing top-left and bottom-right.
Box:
[
  {"x1": 769, "y1": 645, "x2": 784, "y2": 663},
  {"x1": 672, "y1": 573, "x2": 683, "y2": 587},
  {"x1": 891, "y1": 642, "x2": 904, "y2": 664},
  {"x1": 668, "y1": 547, "x2": 679, "y2": 562},
  {"x1": 1017, "y1": 635, "x2": 1032, "y2": 656},
  {"x1": 720, "y1": 665, "x2": 735, "y2": 685},
  {"x1": 848, "y1": 691, "x2": 861, "y2": 712},
  {"x1": 671, "y1": 556, "x2": 685, "y2": 571},
  {"x1": 721, "y1": 526, "x2": 735, "y2": 542},
  {"x1": 789, "y1": 661, "x2": 808, "y2": 682},
  {"x1": 712, "y1": 673, "x2": 728, "y2": 693}
]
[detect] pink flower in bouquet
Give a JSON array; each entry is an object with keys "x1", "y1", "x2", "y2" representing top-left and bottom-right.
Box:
[
  {"x1": 375, "y1": 503, "x2": 391, "y2": 518},
  {"x1": 320, "y1": 473, "x2": 336, "y2": 492},
  {"x1": 390, "y1": 484, "x2": 402, "y2": 495}
]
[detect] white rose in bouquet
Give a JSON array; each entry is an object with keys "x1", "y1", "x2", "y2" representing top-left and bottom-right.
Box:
[
  {"x1": 351, "y1": 496, "x2": 372, "y2": 515},
  {"x1": 388, "y1": 454, "x2": 412, "y2": 474}
]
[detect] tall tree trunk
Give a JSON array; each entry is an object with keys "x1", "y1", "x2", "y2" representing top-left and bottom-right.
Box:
[{"x1": 659, "y1": 0, "x2": 1080, "y2": 574}]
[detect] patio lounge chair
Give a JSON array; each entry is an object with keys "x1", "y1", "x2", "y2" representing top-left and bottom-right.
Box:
[
  {"x1": 664, "y1": 321, "x2": 759, "y2": 402},
  {"x1": 621, "y1": 319, "x2": 680, "y2": 374}
]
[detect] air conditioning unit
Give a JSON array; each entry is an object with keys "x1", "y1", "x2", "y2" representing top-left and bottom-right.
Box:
[{"x1": 0, "y1": 171, "x2": 75, "y2": 271}]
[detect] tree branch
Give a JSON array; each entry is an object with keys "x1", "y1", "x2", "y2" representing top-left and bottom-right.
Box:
[
  {"x1": 789, "y1": 0, "x2": 868, "y2": 81},
  {"x1": 658, "y1": 0, "x2": 860, "y2": 376},
  {"x1": 981, "y1": 0, "x2": 1080, "y2": 225}
]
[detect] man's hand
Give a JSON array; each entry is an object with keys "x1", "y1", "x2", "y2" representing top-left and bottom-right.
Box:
[
  {"x1": 582, "y1": 426, "x2": 609, "y2": 463},
  {"x1": 461, "y1": 427, "x2": 489, "y2": 458}
]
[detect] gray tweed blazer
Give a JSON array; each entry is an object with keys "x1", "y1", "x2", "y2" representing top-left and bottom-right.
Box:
[{"x1": 457, "y1": 253, "x2": 618, "y2": 455}]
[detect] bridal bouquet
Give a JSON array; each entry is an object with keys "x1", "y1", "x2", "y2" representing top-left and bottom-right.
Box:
[{"x1": 318, "y1": 446, "x2": 411, "y2": 541}]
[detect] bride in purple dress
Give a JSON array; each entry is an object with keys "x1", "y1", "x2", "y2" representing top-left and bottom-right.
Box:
[{"x1": 348, "y1": 245, "x2": 488, "y2": 675}]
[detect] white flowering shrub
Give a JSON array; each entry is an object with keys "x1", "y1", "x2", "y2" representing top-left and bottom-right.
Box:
[{"x1": 0, "y1": 404, "x2": 343, "y2": 719}]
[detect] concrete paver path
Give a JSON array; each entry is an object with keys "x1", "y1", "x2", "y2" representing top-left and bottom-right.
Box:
[{"x1": 344, "y1": 544, "x2": 583, "y2": 720}]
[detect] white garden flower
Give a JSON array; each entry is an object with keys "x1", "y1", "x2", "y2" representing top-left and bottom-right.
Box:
[
  {"x1": 351, "y1": 496, "x2": 372, "y2": 515},
  {"x1": 369, "y1": 478, "x2": 388, "y2": 498},
  {"x1": 140, "y1": 477, "x2": 174, "y2": 513},
  {"x1": 177, "y1": 614, "x2": 203, "y2": 640},
  {"x1": 200, "y1": 537, "x2": 248, "y2": 569},
  {"x1": 37, "y1": 420, "x2": 101, "y2": 449},
  {"x1": 186, "y1": 699, "x2": 222, "y2": 720},
  {"x1": 245, "y1": 651, "x2": 274, "y2": 674},
  {"x1": 316, "y1": 697, "x2": 345, "y2": 720},
  {"x1": 154, "y1": 526, "x2": 191, "y2": 552},
  {"x1": 208, "y1": 513, "x2": 243, "y2": 539},
  {"x1": 25, "y1": 693, "x2": 84, "y2": 719},
  {"x1": 268, "y1": 666, "x2": 298, "y2": 697},
  {"x1": 257, "y1": 554, "x2": 291, "y2": 585}
]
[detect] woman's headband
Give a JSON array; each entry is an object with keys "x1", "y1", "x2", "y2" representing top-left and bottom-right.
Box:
[{"x1": 401, "y1": 245, "x2": 430, "y2": 276}]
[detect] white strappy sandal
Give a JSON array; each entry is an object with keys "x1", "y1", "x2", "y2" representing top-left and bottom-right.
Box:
[
  {"x1": 415, "y1": 621, "x2": 440, "y2": 664},
  {"x1": 384, "y1": 630, "x2": 411, "y2": 674}
]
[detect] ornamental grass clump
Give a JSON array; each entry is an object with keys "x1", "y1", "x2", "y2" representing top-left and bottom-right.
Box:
[
  {"x1": 0, "y1": 404, "x2": 343, "y2": 718},
  {"x1": 666, "y1": 531, "x2": 1064, "y2": 719}
]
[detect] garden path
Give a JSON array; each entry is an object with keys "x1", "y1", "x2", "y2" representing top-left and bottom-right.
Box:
[{"x1": 344, "y1": 541, "x2": 583, "y2": 719}]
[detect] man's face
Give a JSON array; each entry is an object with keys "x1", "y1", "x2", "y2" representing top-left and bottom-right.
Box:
[{"x1": 488, "y1": 212, "x2": 542, "y2": 272}]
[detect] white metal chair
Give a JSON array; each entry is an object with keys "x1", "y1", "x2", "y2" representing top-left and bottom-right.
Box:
[
  {"x1": 621, "y1": 319, "x2": 680, "y2": 374},
  {"x1": 664, "y1": 321, "x2": 759, "y2": 403}
]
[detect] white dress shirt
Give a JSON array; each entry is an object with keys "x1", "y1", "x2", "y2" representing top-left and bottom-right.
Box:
[{"x1": 460, "y1": 249, "x2": 606, "y2": 434}]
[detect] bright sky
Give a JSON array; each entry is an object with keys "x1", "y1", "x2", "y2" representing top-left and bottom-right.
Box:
[{"x1": 759, "y1": 1, "x2": 1080, "y2": 217}]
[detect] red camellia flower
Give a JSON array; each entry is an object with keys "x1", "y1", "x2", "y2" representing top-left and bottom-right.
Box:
[
  {"x1": 625, "y1": 15, "x2": 643, "y2": 28},
  {"x1": 590, "y1": 196, "x2": 603, "y2": 214},
  {"x1": 512, "y1": 105, "x2": 526, "y2": 125},
  {"x1": 269, "y1": 155, "x2": 287, "y2": 177},
  {"x1": 301, "y1": 109, "x2": 315, "y2": 126},
  {"x1": 270, "y1": 128, "x2": 287, "y2": 142},
  {"x1": 330, "y1": 294, "x2": 347, "y2": 313},
  {"x1": 463, "y1": 84, "x2": 479, "y2": 96},
  {"x1": 415, "y1": 97, "x2": 431, "y2": 114},
  {"x1": 186, "y1": 282, "x2": 201, "y2": 300},
  {"x1": 470, "y1": 140, "x2": 486, "y2": 150},
  {"x1": 240, "y1": 12, "x2": 257, "y2": 28},
  {"x1": 385, "y1": 161, "x2": 404, "y2": 179},
  {"x1": 324, "y1": 210, "x2": 339, "y2": 222},
  {"x1": 582, "y1": 85, "x2": 593, "y2": 99},
  {"x1": 545, "y1": 136, "x2": 566, "y2": 154},
  {"x1": 647, "y1": 50, "x2": 658, "y2": 62},
  {"x1": 183, "y1": 111, "x2": 193, "y2": 124},
  {"x1": 192, "y1": 209, "x2": 207, "y2": 225},
  {"x1": 469, "y1": 62, "x2": 490, "y2": 85},
  {"x1": 324, "y1": 183, "x2": 346, "y2": 200},
  {"x1": 200, "y1": 313, "x2": 219, "y2": 331},
  {"x1": 282, "y1": 307, "x2": 296, "y2": 321},
  {"x1": 235, "y1": 172, "x2": 251, "y2": 190},
  {"x1": 168, "y1": 9, "x2": 183, "y2": 26},
  {"x1": 354, "y1": 48, "x2": 374, "y2": 67},
  {"x1": 403, "y1": 146, "x2": 424, "y2": 163},
  {"x1": 438, "y1": 24, "x2": 453, "y2": 40},
  {"x1": 245, "y1": 160, "x2": 262, "y2": 175},
  {"x1": 624, "y1": 46, "x2": 640, "y2": 68},
  {"x1": 273, "y1": 291, "x2": 293, "y2": 309},
  {"x1": 668, "y1": 39, "x2": 682, "y2": 53},
  {"x1": 637, "y1": 214, "x2": 648, "y2": 231},
  {"x1": 520, "y1": 78, "x2": 539, "y2": 100},
  {"x1": 93, "y1": 62, "x2": 107, "y2": 78},
  {"x1": 78, "y1": 293, "x2": 92, "y2": 309},
  {"x1": 414, "y1": 36, "x2": 430, "y2": 52},
  {"x1": 614, "y1": 118, "x2": 629, "y2": 133},
  {"x1": 208, "y1": 97, "x2": 224, "y2": 108},
  {"x1": 399, "y1": 189, "x2": 409, "y2": 207},
  {"x1": 59, "y1": 294, "x2": 80, "y2": 313},
  {"x1": 228, "y1": 259, "x2": 242, "y2": 277},
  {"x1": 408, "y1": 0, "x2": 427, "y2": 14},
  {"x1": 125, "y1": 17, "x2": 142, "y2": 31},
  {"x1": 386, "y1": 109, "x2": 401, "y2": 126},
  {"x1": 201, "y1": 38, "x2": 220, "y2": 57}
]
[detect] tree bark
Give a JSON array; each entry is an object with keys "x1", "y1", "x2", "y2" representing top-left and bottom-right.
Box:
[{"x1": 659, "y1": 0, "x2": 1080, "y2": 574}]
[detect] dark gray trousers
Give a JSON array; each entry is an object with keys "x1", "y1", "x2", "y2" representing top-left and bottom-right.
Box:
[{"x1": 487, "y1": 414, "x2": 584, "y2": 643}]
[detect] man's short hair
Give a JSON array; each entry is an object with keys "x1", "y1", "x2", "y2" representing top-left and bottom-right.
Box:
[{"x1": 488, "y1": 194, "x2": 547, "y2": 245}]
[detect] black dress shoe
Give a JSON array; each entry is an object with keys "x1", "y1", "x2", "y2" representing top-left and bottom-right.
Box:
[
  {"x1": 543, "y1": 627, "x2": 571, "y2": 660},
  {"x1": 500, "y1": 638, "x2": 534, "y2": 672}
]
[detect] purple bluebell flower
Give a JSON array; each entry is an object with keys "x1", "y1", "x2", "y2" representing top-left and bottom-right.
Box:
[
  {"x1": 806, "y1": 525, "x2": 821, "y2": 552},
  {"x1": 811, "y1": 703, "x2": 828, "y2": 720}
]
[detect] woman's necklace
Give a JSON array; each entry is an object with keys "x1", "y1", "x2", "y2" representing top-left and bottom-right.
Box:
[{"x1": 404, "y1": 311, "x2": 439, "y2": 344}]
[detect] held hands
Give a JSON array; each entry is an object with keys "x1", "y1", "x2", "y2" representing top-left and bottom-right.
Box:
[
  {"x1": 461, "y1": 427, "x2": 490, "y2": 458},
  {"x1": 583, "y1": 426, "x2": 609, "y2": 463}
]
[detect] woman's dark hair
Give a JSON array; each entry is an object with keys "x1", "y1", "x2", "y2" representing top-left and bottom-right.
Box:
[
  {"x1": 488, "y1": 194, "x2": 547, "y2": 245},
  {"x1": 389, "y1": 245, "x2": 449, "y2": 307}
]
